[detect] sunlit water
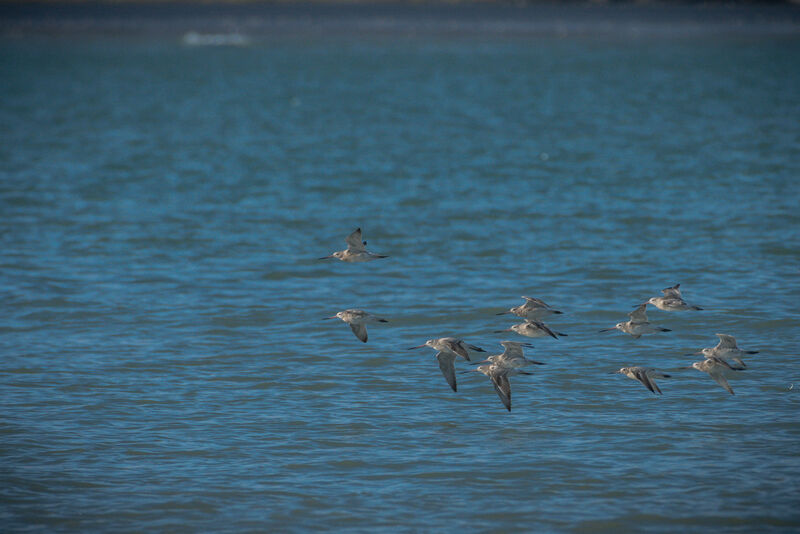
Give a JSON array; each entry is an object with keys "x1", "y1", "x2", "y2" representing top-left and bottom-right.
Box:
[{"x1": 2, "y1": 20, "x2": 799, "y2": 532}]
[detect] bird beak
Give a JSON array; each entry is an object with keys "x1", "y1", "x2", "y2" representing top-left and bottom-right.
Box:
[
  {"x1": 318, "y1": 255, "x2": 334, "y2": 260},
  {"x1": 493, "y1": 329, "x2": 512, "y2": 333},
  {"x1": 407, "y1": 344, "x2": 426, "y2": 350},
  {"x1": 598, "y1": 327, "x2": 615, "y2": 332},
  {"x1": 495, "y1": 312, "x2": 509, "y2": 316},
  {"x1": 322, "y1": 316, "x2": 337, "y2": 320}
]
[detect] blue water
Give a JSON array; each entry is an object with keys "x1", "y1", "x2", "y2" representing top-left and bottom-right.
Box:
[{"x1": 2, "y1": 21, "x2": 800, "y2": 532}]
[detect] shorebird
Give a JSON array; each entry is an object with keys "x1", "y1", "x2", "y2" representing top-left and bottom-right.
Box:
[
  {"x1": 688, "y1": 357, "x2": 743, "y2": 395},
  {"x1": 495, "y1": 320, "x2": 565, "y2": 339},
  {"x1": 647, "y1": 283, "x2": 702, "y2": 311},
  {"x1": 694, "y1": 334, "x2": 758, "y2": 370},
  {"x1": 482, "y1": 341, "x2": 545, "y2": 369},
  {"x1": 323, "y1": 309, "x2": 388, "y2": 343},
  {"x1": 408, "y1": 338, "x2": 485, "y2": 392},
  {"x1": 617, "y1": 367, "x2": 670, "y2": 395},
  {"x1": 599, "y1": 303, "x2": 671, "y2": 339},
  {"x1": 319, "y1": 227, "x2": 388, "y2": 262},
  {"x1": 497, "y1": 296, "x2": 563, "y2": 321}
]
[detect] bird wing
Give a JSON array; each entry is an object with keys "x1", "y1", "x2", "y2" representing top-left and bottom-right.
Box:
[
  {"x1": 443, "y1": 339, "x2": 470, "y2": 361},
  {"x1": 491, "y1": 373, "x2": 512, "y2": 411},
  {"x1": 661, "y1": 284, "x2": 682, "y2": 297},
  {"x1": 522, "y1": 296, "x2": 549, "y2": 308},
  {"x1": 500, "y1": 341, "x2": 525, "y2": 359},
  {"x1": 628, "y1": 303, "x2": 648, "y2": 323},
  {"x1": 436, "y1": 352, "x2": 458, "y2": 392},
  {"x1": 707, "y1": 365, "x2": 735, "y2": 395},
  {"x1": 345, "y1": 228, "x2": 367, "y2": 253},
  {"x1": 349, "y1": 323, "x2": 368, "y2": 343},
  {"x1": 633, "y1": 367, "x2": 657, "y2": 394},
  {"x1": 528, "y1": 320, "x2": 558, "y2": 339},
  {"x1": 715, "y1": 334, "x2": 738, "y2": 350}
]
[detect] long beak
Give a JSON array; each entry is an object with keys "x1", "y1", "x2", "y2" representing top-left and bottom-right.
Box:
[
  {"x1": 495, "y1": 312, "x2": 509, "y2": 316},
  {"x1": 322, "y1": 316, "x2": 337, "y2": 320},
  {"x1": 598, "y1": 327, "x2": 615, "y2": 332},
  {"x1": 684, "y1": 352, "x2": 702, "y2": 356},
  {"x1": 318, "y1": 255, "x2": 334, "y2": 260},
  {"x1": 676, "y1": 366, "x2": 694, "y2": 370},
  {"x1": 494, "y1": 329, "x2": 512, "y2": 333},
  {"x1": 407, "y1": 344, "x2": 426, "y2": 350}
]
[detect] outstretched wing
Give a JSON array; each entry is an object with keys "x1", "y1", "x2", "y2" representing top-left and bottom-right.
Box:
[
  {"x1": 629, "y1": 303, "x2": 648, "y2": 323},
  {"x1": 661, "y1": 283, "x2": 682, "y2": 298},
  {"x1": 436, "y1": 352, "x2": 458, "y2": 392},
  {"x1": 491, "y1": 373, "x2": 512, "y2": 411},
  {"x1": 443, "y1": 339, "x2": 470, "y2": 361},
  {"x1": 345, "y1": 228, "x2": 367, "y2": 253},
  {"x1": 349, "y1": 323, "x2": 368, "y2": 343},
  {"x1": 522, "y1": 296, "x2": 550, "y2": 308},
  {"x1": 633, "y1": 368, "x2": 657, "y2": 394},
  {"x1": 529, "y1": 320, "x2": 558, "y2": 339},
  {"x1": 715, "y1": 334, "x2": 738, "y2": 350},
  {"x1": 707, "y1": 365, "x2": 735, "y2": 395}
]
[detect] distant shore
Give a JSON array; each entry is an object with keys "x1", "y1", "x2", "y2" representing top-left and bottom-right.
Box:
[{"x1": 2, "y1": 1, "x2": 799, "y2": 38}]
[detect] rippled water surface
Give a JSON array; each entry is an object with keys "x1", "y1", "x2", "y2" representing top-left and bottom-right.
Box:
[{"x1": 2, "y1": 18, "x2": 800, "y2": 532}]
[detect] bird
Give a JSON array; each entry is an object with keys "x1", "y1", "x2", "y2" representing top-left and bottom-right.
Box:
[
  {"x1": 689, "y1": 357, "x2": 743, "y2": 395},
  {"x1": 647, "y1": 283, "x2": 702, "y2": 311},
  {"x1": 319, "y1": 227, "x2": 388, "y2": 262},
  {"x1": 482, "y1": 341, "x2": 545, "y2": 369},
  {"x1": 408, "y1": 338, "x2": 485, "y2": 392},
  {"x1": 494, "y1": 320, "x2": 565, "y2": 339},
  {"x1": 599, "y1": 303, "x2": 671, "y2": 339},
  {"x1": 617, "y1": 366, "x2": 670, "y2": 395},
  {"x1": 323, "y1": 309, "x2": 388, "y2": 343},
  {"x1": 497, "y1": 296, "x2": 563, "y2": 321},
  {"x1": 694, "y1": 334, "x2": 758, "y2": 370}
]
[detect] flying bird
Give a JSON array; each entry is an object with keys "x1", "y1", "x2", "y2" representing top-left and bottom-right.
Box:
[
  {"x1": 408, "y1": 337, "x2": 485, "y2": 392},
  {"x1": 497, "y1": 296, "x2": 563, "y2": 321},
  {"x1": 319, "y1": 227, "x2": 388, "y2": 262},
  {"x1": 495, "y1": 320, "x2": 565, "y2": 339},
  {"x1": 324, "y1": 309, "x2": 388, "y2": 343},
  {"x1": 647, "y1": 283, "x2": 702, "y2": 311},
  {"x1": 599, "y1": 303, "x2": 671, "y2": 339},
  {"x1": 617, "y1": 366, "x2": 670, "y2": 395},
  {"x1": 693, "y1": 334, "x2": 758, "y2": 370}
]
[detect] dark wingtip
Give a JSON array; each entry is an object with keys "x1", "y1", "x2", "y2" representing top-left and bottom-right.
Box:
[
  {"x1": 746, "y1": 350, "x2": 759, "y2": 354},
  {"x1": 451, "y1": 384, "x2": 457, "y2": 392},
  {"x1": 662, "y1": 328, "x2": 672, "y2": 332},
  {"x1": 662, "y1": 374, "x2": 672, "y2": 378},
  {"x1": 557, "y1": 332, "x2": 568, "y2": 337},
  {"x1": 693, "y1": 306, "x2": 703, "y2": 310},
  {"x1": 553, "y1": 310, "x2": 563, "y2": 314},
  {"x1": 378, "y1": 319, "x2": 389, "y2": 323}
]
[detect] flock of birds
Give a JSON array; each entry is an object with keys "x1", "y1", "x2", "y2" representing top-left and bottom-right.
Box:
[{"x1": 319, "y1": 228, "x2": 759, "y2": 411}]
